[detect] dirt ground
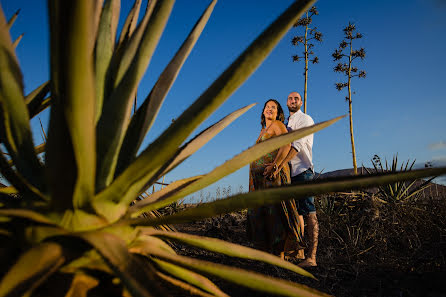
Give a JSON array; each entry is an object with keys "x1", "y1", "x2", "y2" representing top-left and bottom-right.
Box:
[{"x1": 171, "y1": 195, "x2": 446, "y2": 297}]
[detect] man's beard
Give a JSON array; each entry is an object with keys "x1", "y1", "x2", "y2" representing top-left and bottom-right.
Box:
[{"x1": 288, "y1": 105, "x2": 299, "y2": 112}]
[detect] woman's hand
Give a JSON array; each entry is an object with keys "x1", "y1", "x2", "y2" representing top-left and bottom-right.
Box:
[{"x1": 264, "y1": 163, "x2": 277, "y2": 180}]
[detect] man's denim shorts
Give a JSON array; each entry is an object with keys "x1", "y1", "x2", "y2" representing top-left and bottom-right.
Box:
[{"x1": 291, "y1": 169, "x2": 316, "y2": 215}]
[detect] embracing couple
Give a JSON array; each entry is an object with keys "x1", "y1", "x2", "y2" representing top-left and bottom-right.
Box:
[{"x1": 247, "y1": 91, "x2": 318, "y2": 267}]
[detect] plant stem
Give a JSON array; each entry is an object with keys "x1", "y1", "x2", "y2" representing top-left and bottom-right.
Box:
[{"x1": 348, "y1": 39, "x2": 357, "y2": 175}]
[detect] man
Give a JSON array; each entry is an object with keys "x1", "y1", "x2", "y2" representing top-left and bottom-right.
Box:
[{"x1": 281, "y1": 91, "x2": 318, "y2": 267}]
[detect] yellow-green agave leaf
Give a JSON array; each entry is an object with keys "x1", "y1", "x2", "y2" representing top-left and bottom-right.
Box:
[
  {"x1": 143, "y1": 229, "x2": 314, "y2": 279},
  {"x1": 46, "y1": 0, "x2": 97, "y2": 210},
  {"x1": 152, "y1": 258, "x2": 229, "y2": 297},
  {"x1": 0, "y1": 242, "x2": 65, "y2": 297},
  {"x1": 25, "y1": 81, "x2": 50, "y2": 119},
  {"x1": 134, "y1": 167, "x2": 446, "y2": 227},
  {"x1": 94, "y1": 0, "x2": 120, "y2": 122},
  {"x1": 147, "y1": 247, "x2": 329, "y2": 297},
  {"x1": 74, "y1": 231, "x2": 164, "y2": 297},
  {"x1": 127, "y1": 176, "x2": 202, "y2": 218},
  {"x1": 65, "y1": 273, "x2": 99, "y2": 297},
  {"x1": 0, "y1": 209, "x2": 56, "y2": 226}
]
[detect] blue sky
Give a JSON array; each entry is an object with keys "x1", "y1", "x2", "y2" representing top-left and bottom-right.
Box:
[{"x1": 2, "y1": 0, "x2": 446, "y2": 200}]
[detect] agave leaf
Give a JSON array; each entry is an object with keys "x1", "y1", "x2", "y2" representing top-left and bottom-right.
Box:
[
  {"x1": 0, "y1": 152, "x2": 47, "y2": 202},
  {"x1": 128, "y1": 233, "x2": 176, "y2": 255},
  {"x1": 75, "y1": 231, "x2": 164, "y2": 297},
  {"x1": 111, "y1": 0, "x2": 157, "y2": 91},
  {"x1": 116, "y1": 0, "x2": 217, "y2": 175},
  {"x1": 147, "y1": 247, "x2": 328, "y2": 297},
  {"x1": 131, "y1": 116, "x2": 344, "y2": 214},
  {"x1": 0, "y1": 242, "x2": 65, "y2": 297},
  {"x1": 117, "y1": 0, "x2": 142, "y2": 47},
  {"x1": 152, "y1": 260, "x2": 228, "y2": 297},
  {"x1": 143, "y1": 229, "x2": 314, "y2": 279},
  {"x1": 127, "y1": 176, "x2": 202, "y2": 218},
  {"x1": 47, "y1": 1, "x2": 96, "y2": 210},
  {"x1": 132, "y1": 167, "x2": 446, "y2": 227},
  {"x1": 25, "y1": 81, "x2": 50, "y2": 118},
  {"x1": 0, "y1": 186, "x2": 17, "y2": 195},
  {"x1": 98, "y1": 0, "x2": 317, "y2": 207},
  {"x1": 0, "y1": 6, "x2": 44, "y2": 191},
  {"x1": 60, "y1": 249, "x2": 113, "y2": 274},
  {"x1": 12, "y1": 33, "x2": 23, "y2": 48},
  {"x1": 6, "y1": 9, "x2": 20, "y2": 29},
  {"x1": 65, "y1": 273, "x2": 99, "y2": 297},
  {"x1": 25, "y1": 225, "x2": 68, "y2": 245},
  {"x1": 96, "y1": 0, "x2": 174, "y2": 191},
  {"x1": 159, "y1": 103, "x2": 256, "y2": 178},
  {"x1": 94, "y1": 0, "x2": 120, "y2": 122},
  {"x1": 155, "y1": 270, "x2": 216, "y2": 297},
  {"x1": 0, "y1": 209, "x2": 56, "y2": 225}
]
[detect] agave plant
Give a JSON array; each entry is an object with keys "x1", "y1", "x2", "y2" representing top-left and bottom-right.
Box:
[
  {"x1": 365, "y1": 154, "x2": 435, "y2": 204},
  {"x1": 1, "y1": 1, "x2": 446, "y2": 297}
]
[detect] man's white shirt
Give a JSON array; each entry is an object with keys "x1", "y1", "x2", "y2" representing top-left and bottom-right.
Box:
[{"x1": 287, "y1": 110, "x2": 314, "y2": 177}]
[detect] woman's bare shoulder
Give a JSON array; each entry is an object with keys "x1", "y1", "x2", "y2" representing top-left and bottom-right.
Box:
[{"x1": 272, "y1": 120, "x2": 288, "y2": 134}]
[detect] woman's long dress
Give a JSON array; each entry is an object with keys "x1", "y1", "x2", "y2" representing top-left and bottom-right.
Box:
[{"x1": 247, "y1": 131, "x2": 302, "y2": 255}]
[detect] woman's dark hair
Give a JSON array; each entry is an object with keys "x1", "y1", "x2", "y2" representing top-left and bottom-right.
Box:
[{"x1": 260, "y1": 99, "x2": 285, "y2": 128}]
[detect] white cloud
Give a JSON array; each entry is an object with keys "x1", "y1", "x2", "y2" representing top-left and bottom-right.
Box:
[{"x1": 429, "y1": 141, "x2": 446, "y2": 150}]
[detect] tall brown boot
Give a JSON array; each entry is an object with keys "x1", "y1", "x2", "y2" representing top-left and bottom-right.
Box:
[{"x1": 298, "y1": 213, "x2": 318, "y2": 267}]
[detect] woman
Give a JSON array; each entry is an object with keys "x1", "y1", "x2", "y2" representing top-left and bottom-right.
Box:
[{"x1": 247, "y1": 99, "x2": 303, "y2": 259}]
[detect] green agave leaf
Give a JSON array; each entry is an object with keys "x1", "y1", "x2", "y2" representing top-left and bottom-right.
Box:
[
  {"x1": 65, "y1": 273, "x2": 99, "y2": 297},
  {"x1": 128, "y1": 234, "x2": 176, "y2": 255},
  {"x1": 117, "y1": 0, "x2": 142, "y2": 48},
  {"x1": 12, "y1": 33, "x2": 23, "y2": 48},
  {"x1": 0, "y1": 209, "x2": 56, "y2": 225},
  {"x1": 133, "y1": 116, "x2": 343, "y2": 214},
  {"x1": 25, "y1": 81, "x2": 50, "y2": 119},
  {"x1": 126, "y1": 176, "x2": 202, "y2": 218},
  {"x1": 98, "y1": 0, "x2": 317, "y2": 207},
  {"x1": 132, "y1": 167, "x2": 446, "y2": 227},
  {"x1": 0, "y1": 6, "x2": 44, "y2": 191},
  {"x1": 6, "y1": 9, "x2": 20, "y2": 29},
  {"x1": 0, "y1": 186, "x2": 17, "y2": 194},
  {"x1": 0, "y1": 242, "x2": 65, "y2": 297},
  {"x1": 116, "y1": 0, "x2": 217, "y2": 176},
  {"x1": 0, "y1": 152, "x2": 47, "y2": 202},
  {"x1": 6, "y1": 142, "x2": 45, "y2": 167},
  {"x1": 75, "y1": 231, "x2": 164, "y2": 297},
  {"x1": 96, "y1": 0, "x2": 174, "y2": 191},
  {"x1": 153, "y1": 259, "x2": 228, "y2": 297},
  {"x1": 25, "y1": 225, "x2": 68, "y2": 245},
  {"x1": 159, "y1": 103, "x2": 256, "y2": 178},
  {"x1": 143, "y1": 229, "x2": 314, "y2": 279},
  {"x1": 47, "y1": 0, "x2": 96, "y2": 210},
  {"x1": 94, "y1": 0, "x2": 120, "y2": 122},
  {"x1": 147, "y1": 247, "x2": 329, "y2": 297},
  {"x1": 61, "y1": 249, "x2": 112, "y2": 274},
  {"x1": 154, "y1": 269, "x2": 218, "y2": 297}
]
